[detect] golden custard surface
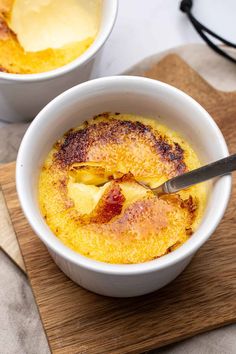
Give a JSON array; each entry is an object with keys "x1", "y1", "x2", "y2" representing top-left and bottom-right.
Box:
[
  {"x1": 0, "y1": 0, "x2": 100, "y2": 74},
  {"x1": 39, "y1": 113, "x2": 207, "y2": 264}
]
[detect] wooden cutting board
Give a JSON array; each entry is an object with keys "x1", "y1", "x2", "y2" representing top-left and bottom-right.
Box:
[{"x1": 0, "y1": 54, "x2": 236, "y2": 354}]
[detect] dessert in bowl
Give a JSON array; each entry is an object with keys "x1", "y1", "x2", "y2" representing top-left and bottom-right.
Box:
[
  {"x1": 0, "y1": 0, "x2": 102, "y2": 74},
  {"x1": 39, "y1": 113, "x2": 207, "y2": 264},
  {"x1": 16, "y1": 76, "x2": 231, "y2": 297},
  {"x1": 0, "y1": 0, "x2": 118, "y2": 122}
]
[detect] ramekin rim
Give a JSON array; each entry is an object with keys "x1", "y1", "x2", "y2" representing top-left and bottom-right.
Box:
[{"x1": 16, "y1": 75, "x2": 232, "y2": 275}]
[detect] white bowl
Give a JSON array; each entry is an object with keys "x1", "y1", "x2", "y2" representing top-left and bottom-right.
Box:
[
  {"x1": 0, "y1": 0, "x2": 118, "y2": 123},
  {"x1": 16, "y1": 76, "x2": 231, "y2": 297}
]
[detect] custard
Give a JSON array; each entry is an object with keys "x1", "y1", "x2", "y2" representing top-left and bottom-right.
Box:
[
  {"x1": 39, "y1": 113, "x2": 207, "y2": 264},
  {"x1": 0, "y1": 0, "x2": 101, "y2": 74}
]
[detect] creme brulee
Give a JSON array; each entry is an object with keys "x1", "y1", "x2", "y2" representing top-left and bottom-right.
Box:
[
  {"x1": 0, "y1": 0, "x2": 101, "y2": 74},
  {"x1": 38, "y1": 113, "x2": 207, "y2": 264}
]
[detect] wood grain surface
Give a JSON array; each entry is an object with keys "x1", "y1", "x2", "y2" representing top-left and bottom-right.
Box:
[
  {"x1": 0, "y1": 54, "x2": 236, "y2": 354},
  {"x1": 0, "y1": 166, "x2": 25, "y2": 272},
  {"x1": 0, "y1": 189, "x2": 25, "y2": 271}
]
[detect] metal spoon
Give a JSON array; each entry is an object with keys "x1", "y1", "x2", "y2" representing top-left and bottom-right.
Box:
[{"x1": 140, "y1": 153, "x2": 236, "y2": 196}]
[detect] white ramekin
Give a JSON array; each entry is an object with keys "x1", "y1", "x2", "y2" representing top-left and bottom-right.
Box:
[
  {"x1": 0, "y1": 0, "x2": 118, "y2": 123},
  {"x1": 16, "y1": 76, "x2": 231, "y2": 297}
]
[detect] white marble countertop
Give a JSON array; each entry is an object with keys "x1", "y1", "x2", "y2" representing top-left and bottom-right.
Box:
[
  {"x1": 1, "y1": 1, "x2": 236, "y2": 353},
  {"x1": 91, "y1": 0, "x2": 236, "y2": 78}
]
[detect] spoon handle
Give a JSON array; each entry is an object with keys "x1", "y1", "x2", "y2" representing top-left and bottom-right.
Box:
[{"x1": 160, "y1": 153, "x2": 236, "y2": 194}]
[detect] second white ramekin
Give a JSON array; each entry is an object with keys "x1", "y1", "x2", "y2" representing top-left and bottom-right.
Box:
[{"x1": 0, "y1": 0, "x2": 118, "y2": 122}]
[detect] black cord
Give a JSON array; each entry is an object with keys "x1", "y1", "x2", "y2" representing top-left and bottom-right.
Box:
[{"x1": 180, "y1": 0, "x2": 236, "y2": 64}]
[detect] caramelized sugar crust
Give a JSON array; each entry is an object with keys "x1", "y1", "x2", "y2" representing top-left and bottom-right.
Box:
[
  {"x1": 39, "y1": 113, "x2": 206, "y2": 264},
  {"x1": 56, "y1": 116, "x2": 186, "y2": 175},
  {"x1": 0, "y1": 16, "x2": 13, "y2": 40}
]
